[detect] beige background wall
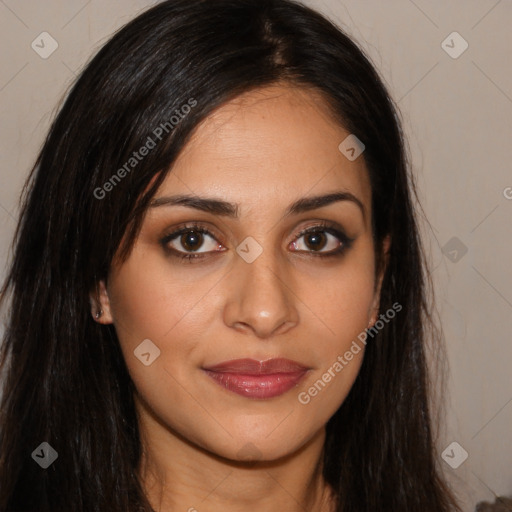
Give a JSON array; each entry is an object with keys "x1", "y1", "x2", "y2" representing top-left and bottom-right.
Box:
[{"x1": 1, "y1": 1, "x2": 511, "y2": 510}]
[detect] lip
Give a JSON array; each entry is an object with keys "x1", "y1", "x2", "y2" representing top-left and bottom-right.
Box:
[
  {"x1": 203, "y1": 358, "x2": 309, "y2": 374},
  {"x1": 202, "y1": 358, "x2": 310, "y2": 399}
]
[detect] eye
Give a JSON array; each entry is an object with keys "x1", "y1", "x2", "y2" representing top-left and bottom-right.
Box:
[
  {"x1": 290, "y1": 222, "x2": 354, "y2": 257},
  {"x1": 160, "y1": 223, "x2": 224, "y2": 261}
]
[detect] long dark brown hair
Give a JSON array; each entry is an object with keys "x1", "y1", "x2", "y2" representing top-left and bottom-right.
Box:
[{"x1": 0, "y1": 0, "x2": 461, "y2": 510}]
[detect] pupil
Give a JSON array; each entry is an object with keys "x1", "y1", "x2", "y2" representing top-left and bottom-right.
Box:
[{"x1": 182, "y1": 231, "x2": 202, "y2": 251}]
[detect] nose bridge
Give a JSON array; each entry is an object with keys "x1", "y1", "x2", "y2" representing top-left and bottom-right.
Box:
[{"x1": 223, "y1": 237, "x2": 299, "y2": 337}]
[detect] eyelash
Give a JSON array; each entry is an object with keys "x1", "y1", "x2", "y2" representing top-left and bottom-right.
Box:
[{"x1": 160, "y1": 221, "x2": 355, "y2": 263}]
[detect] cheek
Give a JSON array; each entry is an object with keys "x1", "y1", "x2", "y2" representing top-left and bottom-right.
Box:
[
  {"x1": 107, "y1": 254, "x2": 207, "y2": 343},
  {"x1": 106, "y1": 258, "x2": 206, "y2": 418},
  {"x1": 106, "y1": 255, "x2": 216, "y2": 394},
  {"x1": 308, "y1": 258, "x2": 376, "y2": 342},
  {"x1": 293, "y1": 272, "x2": 372, "y2": 419},
  {"x1": 296, "y1": 254, "x2": 375, "y2": 396}
]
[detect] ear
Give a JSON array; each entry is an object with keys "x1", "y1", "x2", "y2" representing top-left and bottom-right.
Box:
[
  {"x1": 89, "y1": 279, "x2": 114, "y2": 324},
  {"x1": 368, "y1": 234, "x2": 391, "y2": 328}
]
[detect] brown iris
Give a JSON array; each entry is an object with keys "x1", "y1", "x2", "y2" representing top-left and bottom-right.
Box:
[
  {"x1": 303, "y1": 232, "x2": 327, "y2": 251},
  {"x1": 180, "y1": 230, "x2": 204, "y2": 252}
]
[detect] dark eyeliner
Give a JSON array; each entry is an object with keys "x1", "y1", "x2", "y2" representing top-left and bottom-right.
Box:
[
  {"x1": 293, "y1": 221, "x2": 355, "y2": 258},
  {"x1": 160, "y1": 223, "x2": 216, "y2": 262}
]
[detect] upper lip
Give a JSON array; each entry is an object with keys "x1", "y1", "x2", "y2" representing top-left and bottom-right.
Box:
[{"x1": 203, "y1": 358, "x2": 309, "y2": 374}]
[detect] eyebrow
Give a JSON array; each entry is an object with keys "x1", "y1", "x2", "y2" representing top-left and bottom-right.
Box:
[{"x1": 149, "y1": 191, "x2": 366, "y2": 222}]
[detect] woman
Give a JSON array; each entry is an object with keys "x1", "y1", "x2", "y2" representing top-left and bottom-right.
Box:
[{"x1": 0, "y1": 0, "x2": 462, "y2": 510}]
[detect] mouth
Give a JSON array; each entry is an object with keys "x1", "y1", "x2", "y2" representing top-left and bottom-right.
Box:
[{"x1": 202, "y1": 358, "x2": 310, "y2": 399}]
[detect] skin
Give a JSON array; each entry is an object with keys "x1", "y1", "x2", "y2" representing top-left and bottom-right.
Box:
[{"x1": 91, "y1": 83, "x2": 391, "y2": 512}]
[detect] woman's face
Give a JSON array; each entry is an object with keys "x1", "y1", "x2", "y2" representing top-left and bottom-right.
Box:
[{"x1": 94, "y1": 83, "x2": 389, "y2": 462}]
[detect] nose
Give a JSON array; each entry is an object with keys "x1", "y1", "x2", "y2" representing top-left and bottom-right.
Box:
[{"x1": 223, "y1": 247, "x2": 299, "y2": 339}]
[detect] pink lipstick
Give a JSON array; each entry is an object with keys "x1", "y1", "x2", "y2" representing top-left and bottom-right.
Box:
[{"x1": 202, "y1": 358, "x2": 310, "y2": 399}]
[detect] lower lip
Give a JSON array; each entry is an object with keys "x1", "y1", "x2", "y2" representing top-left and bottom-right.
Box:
[{"x1": 202, "y1": 370, "x2": 308, "y2": 399}]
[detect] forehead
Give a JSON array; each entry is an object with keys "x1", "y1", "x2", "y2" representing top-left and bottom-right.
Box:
[{"x1": 155, "y1": 83, "x2": 371, "y2": 223}]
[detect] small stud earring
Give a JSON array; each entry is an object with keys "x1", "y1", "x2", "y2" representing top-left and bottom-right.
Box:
[
  {"x1": 95, "y1": 309, "x2": 103, "y2": 319},
  {"x1": 368, "y1": 311, "x2": 379, "y2": 329}
]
